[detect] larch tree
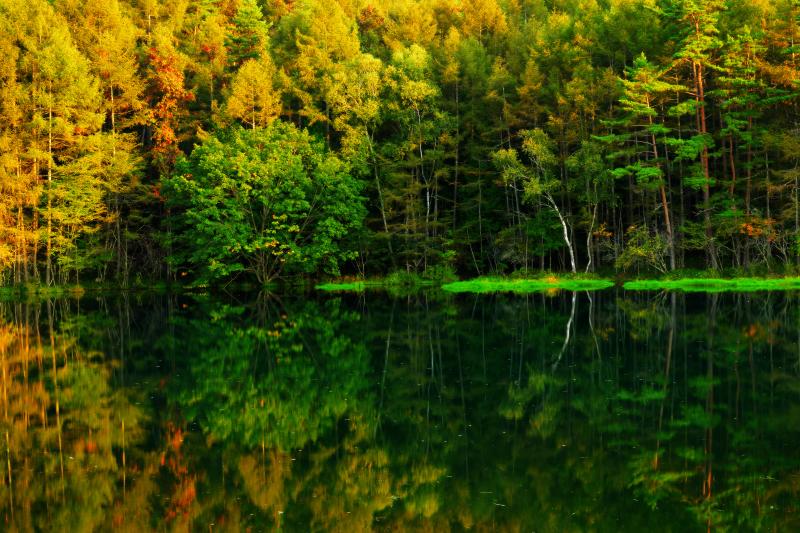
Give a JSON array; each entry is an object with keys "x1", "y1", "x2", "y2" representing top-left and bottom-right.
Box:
[
  {"x1": 56, "y1": 0, "x2": 148, "y2": 281},
  {"x1": 4, "y1": 0, "x2": 107, "y2": 284},
  {"x1": 226, "y1": 56, "x2": 282, "y2": 129}
]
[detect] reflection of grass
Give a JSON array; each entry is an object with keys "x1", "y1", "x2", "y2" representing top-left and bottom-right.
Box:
[
  {"x1": 441, "y1": 276, "x2": 615, "y2": 294},
  {"x1": 624, "y1": 277, "x2": 800, "y2": 292},
  {"x1": 0, "y1": 282, "x2": 179, "y2": 301}
]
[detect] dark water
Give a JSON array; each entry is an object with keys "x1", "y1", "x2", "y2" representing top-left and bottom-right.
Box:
[{"x1": 0, "y1": 289, "x2": 798, "y2": 531}]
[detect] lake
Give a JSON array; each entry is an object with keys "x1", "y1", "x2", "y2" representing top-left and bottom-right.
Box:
[{"x1": 0, "y1": 288, "x2": 798, "y2": 531}]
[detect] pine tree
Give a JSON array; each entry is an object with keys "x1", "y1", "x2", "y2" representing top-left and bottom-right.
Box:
[
  {"x1": 606, "y1": 54, "x2": 685, "y2": 270},
  {"x1": 226, "y1": 0, "x2": 269, "y2": 69},
  {"x1": 671, "y1": 0, "x2": 726, "y2": 269}
]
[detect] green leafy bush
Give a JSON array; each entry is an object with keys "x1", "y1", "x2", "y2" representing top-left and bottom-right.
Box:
[{"x1": 163, "y1": 123, "x2": 366, "y2": 284}]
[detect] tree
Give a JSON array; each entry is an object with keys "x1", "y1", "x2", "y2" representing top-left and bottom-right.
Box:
[
  {"x1": 1, "y1": 0, "x2": 114, "y2": 285},
  {"x1": 493, "y1": 129, "x2": 577, "y2": 273},
  {"x1": 671, "y1": 0, "x2": 726, "y2": 269},
  {"x1": 226, "y1": 0, "x2": 270, "y2": 69},
  {"x1": 54, "y1": 0, "x2": 148, "y2": 282},
  {"x1": 225, "y1": 56, "x2": 282, "y2": 129},
  {"x1": 147, "y1": 27, "x2": 194, "y2": 174},
  {"x1": 606, "y1": 54, "x2": 684, "y2": 271},
  {"x1": 163, "y1": 122, "x2": 365, "y2": 283}
]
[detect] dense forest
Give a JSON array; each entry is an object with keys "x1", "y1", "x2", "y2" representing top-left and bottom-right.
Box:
[{"x1": 1, "y1": 0, "x2": 800, "y2": 286}]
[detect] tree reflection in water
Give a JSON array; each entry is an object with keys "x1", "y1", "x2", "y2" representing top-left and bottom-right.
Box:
[{"x1": 0, "y1": 289, "x2": 797, "y2": 531}]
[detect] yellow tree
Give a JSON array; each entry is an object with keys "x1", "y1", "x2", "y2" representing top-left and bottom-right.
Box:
[
  {"x1": 55, "y1": 0, "x2": 148, "y2": 281},
  {"x1": 225, "y1": 57, "x2": 282, "y2": 129},
  {"x1": 1, "y1": 0, "x2": 106, "y2": 284},
  {"x1": 0, "y1": 28, "x2": 33, "y2": 282}
]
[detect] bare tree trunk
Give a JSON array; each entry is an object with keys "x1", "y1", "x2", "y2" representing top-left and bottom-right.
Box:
[
  {"x1": 545, "y1": 192, "x2": 577, "y2": 273},
  {"x1": 46, "y1": 102, "x2": 54, "y2": 286}
]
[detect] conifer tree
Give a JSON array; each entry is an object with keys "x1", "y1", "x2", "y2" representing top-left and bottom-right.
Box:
[{"x1": 226, "y1": 56, "x2": 282, "y2": 129}]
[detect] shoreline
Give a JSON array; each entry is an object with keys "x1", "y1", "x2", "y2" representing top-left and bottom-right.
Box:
[{"x1": 8, "y1": 275, "x2": 800, "y2": 297}]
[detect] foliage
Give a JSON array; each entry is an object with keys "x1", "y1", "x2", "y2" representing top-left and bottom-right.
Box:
[
  {"x1": 162, "y1": 123, "x2": 365, "y2": 283},
  {"x1": 616, "y1": 225, "x2": 670, "y2": 274},
  {"x1": 3, "y1": 0, "x2": 800, "y2": 286}
]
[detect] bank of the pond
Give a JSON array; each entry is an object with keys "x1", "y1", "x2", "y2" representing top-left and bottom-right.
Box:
[
  {"x1": 441, "y1": 276, "x2": 615, "y2": 293},
  {"x1": 18, "y1": 275, "x2": 800, "y2": 299},
  {"x1": 315, "y1": 280, "x2": 387, "y2": 292},
  {"x1": 0, "y1": 282, "x2": 189, "y2": 301},
  {"x1": 624, "y1": 277, "x2": 800, "y2": 292},
  {"x1": 315, "y1": 272, "x2": 442, "y2": 292}
]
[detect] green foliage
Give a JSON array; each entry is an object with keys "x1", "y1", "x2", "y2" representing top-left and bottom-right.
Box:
[
  {"x1": 4, "y1": 0, "x2": 800, "y2": 285},
  {"x1": 163, "y1": 123, "x2": 366, "y2": 283},
  {"x1": 616, "y1": 225, "x2": 670, "y2": 274}
]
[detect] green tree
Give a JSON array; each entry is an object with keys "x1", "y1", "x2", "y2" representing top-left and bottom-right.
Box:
[
  {"x1": 226, "y1": 0, "x2": 270, "y2": 69},
  {"x1": 606, "y1": 54, "x2": 684, "y2": 271},
  {"x1": 670, "y1": 0, "x2": 726, "y2": 269},
  {"x1": 494, "y1": 129, "x2": 578, "y2": 273},
  {"x1": 163, "y1": 122, "x2": 366, "y2": 283}
]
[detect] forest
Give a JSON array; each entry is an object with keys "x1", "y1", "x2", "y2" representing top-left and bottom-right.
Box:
[{"x1": 1, "y1": 0, "x2": 800, "y2": 286}]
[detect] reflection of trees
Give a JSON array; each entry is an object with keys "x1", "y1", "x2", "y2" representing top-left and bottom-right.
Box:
[
  {"x1": 607, "y1": 292, "x2": 800, "y2": 530},
  {"x1": 0, "y1": 298, "x2": 148, "y2": 531},
  {"x1": 0, "y1": 291, "x2": 798, "y2": 530},
  {"x1": 363, "y1": 291, "x2": 800, "y2": 531},
  {"x1": 169, "y1": 298, "x2": 372, "y2": 451}
]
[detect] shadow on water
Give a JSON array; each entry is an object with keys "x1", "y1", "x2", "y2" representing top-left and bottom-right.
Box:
[{"x1": 0, "y1": 288, "x2": 798, "y2": 531}]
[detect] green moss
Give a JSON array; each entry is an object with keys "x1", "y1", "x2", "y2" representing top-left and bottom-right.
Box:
[
  {"x1": 624, "y1": 277, "x2": 800, "y2": 292},
  {"x1": 441, "y1": 277, "x2": 615, "y2": 294}
]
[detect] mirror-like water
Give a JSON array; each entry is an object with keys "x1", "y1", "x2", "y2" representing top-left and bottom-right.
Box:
[{"x1": 0, "y1": 289, "x2": 798, "y2": 531}]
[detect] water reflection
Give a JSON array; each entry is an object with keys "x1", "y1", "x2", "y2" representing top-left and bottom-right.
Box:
[{"x1": 0, "y1": 290, "x2": 798, "y2": 531}]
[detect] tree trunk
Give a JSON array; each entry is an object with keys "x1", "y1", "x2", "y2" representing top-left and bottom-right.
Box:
[
  {"x1": 545, "y1": 192, "x2": 577, "y2": 273},
  {"x1": 46, "y1": 102, "x2": 54, "y2": 286},
  {"x1": 693, "y1": 58, "x2": 718, "y2": 269}
]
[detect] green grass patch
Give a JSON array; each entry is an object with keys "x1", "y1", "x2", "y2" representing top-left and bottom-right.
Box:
[
  {"x1": 624, "y1": 277, "x2": 800, "y2": 292},
  {"x1": 441, "y1": 276, "x2": 615, "y2": 294},
  {"x1": 315, "y1": 280, "x2": 386, "y2": 292},
  {"x1": 316, "y1": 271, "x2": 440, "y2": 293}
]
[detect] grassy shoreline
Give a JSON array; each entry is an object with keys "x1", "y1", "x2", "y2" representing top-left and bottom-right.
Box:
[
  {"x1": 315, "y1": 280, "x2": 389, "y2": 292},
  {"x1": 441, "y1": 276, "x2": 615, "y2": 293},
  {"x1": 318, "y1": 273, "x2": 800, "y2": 294},
  {"x1": 623, "y1": 277, "x2": 800, "y2": 292},
  {"x1": 9, "y1": 275, "x2": 800, "y2": 298},
  {"x1": 0, "y1": 282, "x2": 188, "y2": 301}
]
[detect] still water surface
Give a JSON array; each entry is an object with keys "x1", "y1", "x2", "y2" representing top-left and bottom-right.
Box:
[{"x1": 0, "y1": 289, "x2": 798, "y2": 531}]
